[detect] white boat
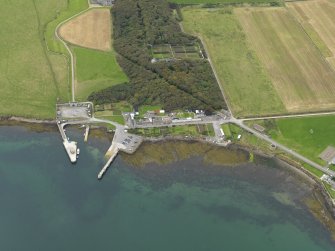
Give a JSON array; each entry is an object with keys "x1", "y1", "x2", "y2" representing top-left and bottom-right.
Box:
[{"x1": 77, "y1": 148, "x2": 80, "y2": 155}]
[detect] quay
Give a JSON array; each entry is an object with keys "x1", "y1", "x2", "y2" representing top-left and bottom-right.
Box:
[
  {"x1": 57, "y1": 122, "x2": 78, "y2": 163},
  {"x1": 97, "y1": 127, "x2": 143, "y2": 179}
]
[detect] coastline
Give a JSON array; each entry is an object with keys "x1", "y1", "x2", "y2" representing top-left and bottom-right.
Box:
[{"x1": 0, "y1": 118, "x2": 335, "y2": 236}]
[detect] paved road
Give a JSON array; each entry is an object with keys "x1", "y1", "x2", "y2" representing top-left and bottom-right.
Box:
[{"x1": 134, "y1": 118, "x2": 226, "y2": 129}]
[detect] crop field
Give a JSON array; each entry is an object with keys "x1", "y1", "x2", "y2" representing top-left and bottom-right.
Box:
[
  {"x1": 73, "y1": 47, "x2": 128, "y2": 101},
  {"x1": 182, "y1": 8, "x2": 285, "y2": 117},
  {"x1": 170, "y1": 0, "x2": 280, "y2": 4},
  {"x1": 287, "y1": 0, "x2": 335, "y2": 67},
  {"x1": 247, "y1": 115, "x2": 335, "y2": 165},
  {"x1": 0, "y1": 0, "x2": 71, "y2": 118},
  {"x1": 59, "y1": 8, "x2": 111, "y2": 51},
  {"x1": 236, "y1": 7, "x2": 335, "y2": 113}
]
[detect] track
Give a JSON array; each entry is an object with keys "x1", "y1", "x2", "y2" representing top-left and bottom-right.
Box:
[{"x1": 54, "y1": 2, "x2": 106, "y2": 102}]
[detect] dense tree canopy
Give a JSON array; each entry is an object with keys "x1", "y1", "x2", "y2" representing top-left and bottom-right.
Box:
[{"x1": 88, "y1": 0, "x2": 226, "y2": 113}]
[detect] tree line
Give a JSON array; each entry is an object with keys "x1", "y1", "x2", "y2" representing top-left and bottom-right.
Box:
[{"x1": 88, "y1": 0, "x2": 226, "y2": 113}]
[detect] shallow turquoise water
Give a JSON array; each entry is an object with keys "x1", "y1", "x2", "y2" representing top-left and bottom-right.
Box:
[{"x1": 0, "y1": 125, "x2": 334, "y2": 251}]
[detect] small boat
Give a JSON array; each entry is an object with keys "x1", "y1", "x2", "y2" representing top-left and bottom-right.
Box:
[{"x1": 77, "y1": 148, "x2": 80, "y2": 155}]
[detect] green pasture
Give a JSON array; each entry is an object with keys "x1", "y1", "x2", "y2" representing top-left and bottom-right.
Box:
[
  {"x1": 182, "y1": 8, "x2": 285, "y2": 117},
  {"x1": 73, "y1": 46, "x2": 128, "y2": 101},
  {"x1": 249, "y1": 116, "x2": 335, "y2": 165},
  {"x1": 0, "y1": 0, "x2": 71, "y2": 118}
]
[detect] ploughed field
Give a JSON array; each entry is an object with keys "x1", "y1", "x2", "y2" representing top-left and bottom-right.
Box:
[
  {"x1": 236, "y1": 7, "x2": 335, "y2": 114},
  {"x1": 59, "y1": 8, "x2": 111, "y2": 51},
  {"x1": 287, "y1": 0, "x2": 335, "y2": 69}
]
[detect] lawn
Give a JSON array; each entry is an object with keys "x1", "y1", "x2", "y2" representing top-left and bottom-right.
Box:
[
  {"x1": 0, "y1": 0, "x2": 70, "y2": 119},
  {"x1": 182, "y1": 8, "x2": 285, "y2": 117},
  {"x1": 236, "y1": 7, "x2": 335, "y2": 113},
  {"x1": 73, "y1": 46, "x2": 128, "y2": 101},
  {"x1": 138, "y1": 105, "x2": 162, "y2": 116},
  {"x1": 99, "y1": 116, "x2": 125, "y2": 125},
  {"x1": 251, "y1": 115, "x2": 335, "y2": 165},
  {"x1": 94, "y1": 111, "x2": 126, "y2": 125}
]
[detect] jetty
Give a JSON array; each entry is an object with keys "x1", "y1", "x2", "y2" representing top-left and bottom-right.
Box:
[
  {"x1": 84, "y1": 125, "x2": 90, "y2": 142},
  {"x1": 98, "y1": 142, "x2": 119, "y2": 179}
]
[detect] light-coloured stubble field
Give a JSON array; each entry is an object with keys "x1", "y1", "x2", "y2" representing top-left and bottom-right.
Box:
[
  {"x1": 236, "y1": 7, "x2": 335, "y2": 113},
  {"x1": 287, "y1": 0, "x2": 335, "y2": 69},
  {"x1": 59, "y1": 8, "x2": 111, "y2": 51}
]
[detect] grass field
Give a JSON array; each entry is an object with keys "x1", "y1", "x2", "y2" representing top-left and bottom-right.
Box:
[
  {"x1": 247, "y1": 115, "x2": 335, "y2": 165},
  {"x1": 287, "y1": 0, "x2": 335, "y2": 67},
  {"x1": 236, "y1": 7, "x2": 335, "y2": 113},
  {"x1": 182, "y1": 8, "x2": 285, "y2": 117},
  {"x1": 73, "y1": 46, "x2": 128, "y2": 101},
  {"x1": 59, "y1": 8, "x2": 111, "y2": 51},
  {"x1": 45, "y1": 0, "x2": 88, "y2": 55},
  {"x1": 0, "y1": 0, "x2": 71, "y2": 118}
]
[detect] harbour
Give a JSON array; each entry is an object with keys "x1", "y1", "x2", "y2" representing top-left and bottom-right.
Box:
[{"x1": 0, "y1": 125, "x2": 334, "y2": 250}]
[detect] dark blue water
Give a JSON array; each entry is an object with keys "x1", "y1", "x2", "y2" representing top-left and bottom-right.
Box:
[{"x1": 0, "y1": 125, "x2": 334, "y2": 251}]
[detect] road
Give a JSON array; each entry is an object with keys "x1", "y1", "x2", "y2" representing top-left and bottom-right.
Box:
[{"x1": 189, "y1": 29, "x2": 335, "y2": 181}]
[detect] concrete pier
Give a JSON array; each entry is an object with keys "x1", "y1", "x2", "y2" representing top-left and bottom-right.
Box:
[
  {"x1": 63, "y1": 140, "x2": 77, "y2": 163},
  {"x1": 84, "y1": 125, "x2": 90, "y2": 142},
  {"x1": 57, "y1": 122, "x2": 78, "y2": 163},
  {"x1": 98, "y1": 142, "x2": 119, "y2": 179}
]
